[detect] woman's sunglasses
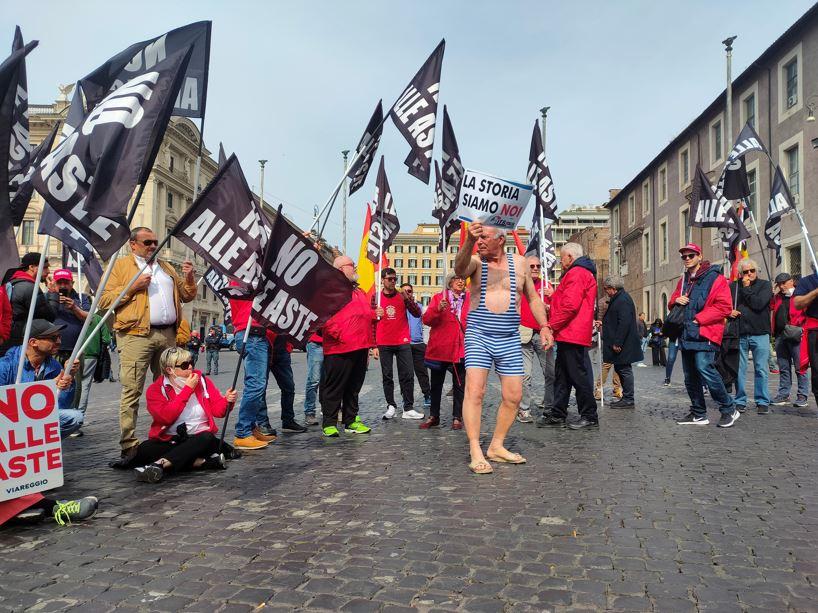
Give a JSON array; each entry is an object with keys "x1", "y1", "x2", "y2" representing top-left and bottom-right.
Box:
[{"x1": 175, "y1": 361, "x2": 193, "y2": 370}]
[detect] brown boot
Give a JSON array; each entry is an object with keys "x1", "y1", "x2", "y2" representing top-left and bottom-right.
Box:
[
  {"x1": 252, "y1": 427, "x2": 277, "y2": 442},
  {"x1": 234, "y1": 436, "x2": 269, "y2": 450}
]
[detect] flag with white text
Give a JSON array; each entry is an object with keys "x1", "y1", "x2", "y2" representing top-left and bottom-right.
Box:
[
  {"x1": 366, "y1": 157, "x2": 400, "y2": 263},
  {"x1": 527, "y1": 120, "x2": 557, "y2": 222},
  {"x1": 10, "y1": 122, "x2": 58, "y2": 226},
  {"x1": 348, "y1": 100, "x2": 383, "y2": 196},
  {"x1": 204, "y1": 266, "x2": 232, "y2": 325},
  {"x1": 7, "y1": 27, "x2": 31, "y2": 208},
  {"x1": 764, "y1": 166, "x2": 796, "y2": 266}
]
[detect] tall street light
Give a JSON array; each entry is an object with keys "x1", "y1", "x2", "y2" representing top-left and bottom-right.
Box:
[
  {"x1": 540, "y1": 106, "x2": 550, "y2": 156},
  {"x1": 342, "y1": 149, "x2": 350, "y2": 254}
]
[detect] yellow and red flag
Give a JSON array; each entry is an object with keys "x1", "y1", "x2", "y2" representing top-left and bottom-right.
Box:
[{"x1": 357, "y1": 203, "x2": 387, "y2": 298}]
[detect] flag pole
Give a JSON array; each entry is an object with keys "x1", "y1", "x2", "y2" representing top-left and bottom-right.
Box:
[
  {"x1": 310, "y1": 146, "x2": 367, "y2": 233},
  {"x1": 744, "y1": 205, "x2": 772, "y2": 279},
  {"x1": 76, "y1": 252, "x2": 83, "y2": 296},
  {"x1": 598, "y1": 326, "x2": 604, "y2": 410},
  {"x1": 15, "y1": 238, "x2": 50, "y2": 383},
  {"x1": 377, "y1": 204, "x2": 384, "y2": 309},
  {"x1": 218, "y1": 321, "x2": 252, "y2": 451},
  {"x1": 793, "y1": 206, "x2": 818, "y2": 273},
  {"x1": 538, "y1": 217, "x2": 545, "y2": 302}
]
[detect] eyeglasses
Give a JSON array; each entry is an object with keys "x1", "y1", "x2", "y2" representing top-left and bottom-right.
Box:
[
  {"x1": 680, "y1": 253, "x2": 697, "y2": 261},
  {"x1": 175, "y1": 361, "x2": 193, "y2": 370},
  {"x1": 742, "y1": 269, "x2": 756, "y2": 275},
  {"x1": 133, "y1": 239, "x2": 159, "y2": 247},
  {"x1": 530, "y1": 264, "x2": 542, "y2": 269},
  {"x1": 384, "y1": 276, "x2": 397, "y2": 281}
]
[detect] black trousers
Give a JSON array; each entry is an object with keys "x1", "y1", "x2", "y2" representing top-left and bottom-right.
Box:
[
  {"x1": 553, "y1": 341, "x2": 598, "y2": 421},
  {"x1": 133, "y1": 432, "x2": 221, "y2": 471},
  {"x1": 410, "y1": 343, "x2": 431, "y2": 397},
  {"x1": 808, "y1": 330, "x2": 818, "y2": 400},
  {"x1": 429, "y1": 361, "x2": 465, "y2": 419},
  {"x1": 651, "y1": 345, "x2": 666, "y2": 366},
  {"x1": 378, "y1": 344, "x2": 415, "y2": 409},
  {"x1": 613, "y1": 363, "x2": 635, "y2": 403},
  {"x1": 320, "y1": 349, "x2": 368, "y2": 428},
  {"x1": 716, "y1": 336, "x2": 740, "y2": 393}
]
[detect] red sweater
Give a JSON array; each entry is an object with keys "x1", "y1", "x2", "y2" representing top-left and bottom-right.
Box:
[
  {"x1": 373, "y1": 291, "x2": 420, "y2": 346},
  {"x1": 145, "y1": 371, "x2": 229, "y2": 441},
  {"x1": 520, "y1": 278, "x2": 550, "y2": 330},
  {"x1": 323, "y1": 288, "x2": 376, "y2": 355}
]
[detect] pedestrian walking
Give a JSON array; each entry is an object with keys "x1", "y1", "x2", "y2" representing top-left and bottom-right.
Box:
[
  {"x1": 403, "y1": 282, "x2": 432, "y2": 409},
  {"x1": 303, "y1": 331, "x2": 323, "y2": 426},
  {"x1": 204, "y1": 326, "x2": 221, "y2": 375},
  {"x1": 771, "y1": 273, "x2": 809, "y2": 407},
  {"x1": 600, "y1": 276, "x2": 643, "y2": 409}
]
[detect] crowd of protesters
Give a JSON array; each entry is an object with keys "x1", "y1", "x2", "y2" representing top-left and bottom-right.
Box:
[{"x1": 3, "y1": 225, "x2": 816, "y2": 522}]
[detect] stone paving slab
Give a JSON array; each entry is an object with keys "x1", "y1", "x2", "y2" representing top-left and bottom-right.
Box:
[{"x1": 1, "y1": 352, "x2": 818, "y2": 612}]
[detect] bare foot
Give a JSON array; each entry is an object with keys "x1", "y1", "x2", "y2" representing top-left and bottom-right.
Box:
[{"x1": 486, "y1": 445, "x2": 527, "y2": 464}]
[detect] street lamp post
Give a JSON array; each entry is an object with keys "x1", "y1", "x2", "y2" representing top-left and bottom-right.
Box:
[
  {"x1": 342, "y1": 149, "x2": 350, "y2": 254},
  {"x1": 539, "y1": 106, "x2": 550, "y2": 155},
  {"x1": 259, "y1": 159, "x2": 268, "y2": 212}
]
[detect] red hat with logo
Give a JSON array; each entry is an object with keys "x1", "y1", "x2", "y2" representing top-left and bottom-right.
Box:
[
  {"x1": 678, "y1": 243, "x2": 702, "y2": 255},
  {"x1": 53, "y1": 268, "x2": 73, "y2": 281}
]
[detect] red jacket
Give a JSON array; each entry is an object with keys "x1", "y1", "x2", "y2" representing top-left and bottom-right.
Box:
[
  {"x1": 229, "y1": 284, "x2": 277, "y2": 347},
  {"x1": 770, "y1": 293, "x2": 806, "y2": 329},
  {"x1": 548, "y1": 257, "x2": 598, "y2": 346},
  {"x1": 145, "y1": 371, "x2": 229, "y2": 441},
  {"x1": 668, "y1": 268, "x2": 732, "y2": 345},
  {"x1": 422, "y1": 291, "x2": 470, "y2": 362},
  {"x1": 0, "y1": 285, "x2": 10, "y2": 345},
  {"x1": 520, "y1": 278, "x2": 550, "y2": 330},
  {"x1": 323, "y1": 287, "x2": 376, "y2": 355}
]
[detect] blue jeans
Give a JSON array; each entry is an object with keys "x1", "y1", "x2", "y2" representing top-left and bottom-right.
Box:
[
  {"x1": 775, "y1": 336, "x2": 809, "y2": 400},
  {"x1": 206, "y1": 348, "x2": 219, "y2": 374},
  {"x1": 234, "y1": 335, "x2": 272, "y2": 438},
  {"x1": 681, "y1": 349, "x2": 735, "y2": 417},
  {"x1": 270, "y1": 337, "x2": 295, "y2": 424},
  {"x1": 735, "y1": 334, "x2": 771, "y2": 408},
  {"x1": 59, "y1": 409, "x2": 84, "y2": 438},
  {"x1": 304, "y1": 341, "x2": 324, "y2": 416},
  {"x1": 665, "y1": 341, "x2": 679, "y2": 381}
]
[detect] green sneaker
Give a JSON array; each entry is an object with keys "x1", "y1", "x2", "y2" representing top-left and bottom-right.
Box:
[
  {"x1": 323, "y1": 425, "x2": 340, "y2": 437},
  {"x1": 52, "y1": 496, "x2": 99, "y2": 526},
  {"x1": 346, "y1": 417, "x2": 371, "y2": 434}
]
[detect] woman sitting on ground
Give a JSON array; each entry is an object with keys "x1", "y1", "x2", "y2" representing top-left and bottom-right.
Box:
[{"x1": 132, "y1": 347, "x2": 237, "y2": 483}]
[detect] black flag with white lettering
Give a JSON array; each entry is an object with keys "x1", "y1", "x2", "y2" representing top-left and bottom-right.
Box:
[
  {"x1": 390, "y1": 40, "x2": 445, "y2": 184},
  {"x1": 348, "y1": 100, "x2": 383, "y2": 196},
  {"x1": 690, "y1": 164, "x2": 734, "y2": 228},
  {"x1": 367, "y1": 157, "x2": 400, "y2": 264},
  {"x1": 717, "y1": 121, "x2": 769, "y2": 201},
  {"x1": 437, "y1": 105, "x2": 463, "y2": 224},
  {"x1": 718, "y1": 205, "x2": 751, "y2": 267},
  {"x1": 60, "y1": 244, "x2": 103, "y2": 294},
  {"x1": 0, "y1": 41, "x2": 37, "y2": 281},
  {"x1": 527, "y1": 120, "x2": 557, "y2": 222},
  {"x1": 434, "y1": 161, "x2": 459, "y2": 252},
  {"x1": 764, "y1": 166, "x2": 796, "y2": 266},
  {"x1": 541, "y1": 225, "x2": 557, "y2": 271},
  {"x1": 7, "y1": 27, "x2": 31, "y2": 208},
  {"x1": 524, "y1": 199, "x2": 541, "y2": 258},
  {"x1": 33, "y1": 47, "x2": 193, "y2": 260},
  {"x1": 73, "y1": 21, "x2": 210, "y2": 125},
  {"x1": 171, "y1": 153, "x2": 270, "y2": 291},
  {"x1": 39, "y1": 203, "x2": 103, "y2": 292},
  {"x1": 726, "y1": 121, "x2": 769, "y2": 163},
  {"x1": 10, "y1": 122, "x2": 58, "y2": 226},
  {"x1": 217, "y1": 142, "x2": 227, "y2": 168},
  {"x1": 204, "y1": 266, "x2": 232, "y2": 325},
  {"x1": 251, "y1": 208, "x2": 353, "y2": 344}
]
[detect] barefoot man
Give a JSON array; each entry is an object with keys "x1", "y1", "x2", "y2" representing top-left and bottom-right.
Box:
[{"x1": 455, "y1": 222, "x2": 552, "y2": 474}]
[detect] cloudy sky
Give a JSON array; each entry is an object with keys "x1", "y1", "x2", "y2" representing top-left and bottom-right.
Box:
[{"x1": 4, "y1": 0, "x2": 815, "y2": 252}]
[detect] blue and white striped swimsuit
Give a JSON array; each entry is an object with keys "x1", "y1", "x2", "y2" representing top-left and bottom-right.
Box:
[{"x1": 464, "y1": 253, "x2": 525, "y2": 376}]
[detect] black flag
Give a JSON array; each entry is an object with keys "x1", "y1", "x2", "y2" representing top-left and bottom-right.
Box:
[
  {"x1": 74, "y1": 21, "x2": 210, "y2": 124},
  {"x1": 367, "y1": 157, "x2": 400, "y2": 263},
  {"x1": 204, "y1": 266, "x2": 232, "y2": 325},
  {"x1": 171, "y1": 154, "x2": 270, "y2": 290},
  {"x1": 527, "y1": 120, "x2": 558, "y2": 222},
  {"x1": 436, "y1": 105, "x2": 463, "y2": 224},
  {"x1": 717, "y1": 121, "x2": 769, "y2": 201},
  {"x1": 764, "y1": 166, "x2": 796, "y2": 266},
  {"x1": 251, "y1": 209, "x2": 353, "y2": 344},
  {"x1": 39, "y1": 203, "x2": 103, "y2": 292},
  {"x1": 725, "y1": 121, "x2": 769, "y2": 163},
  {"x1": 718, "y1": 205, "x2": 751, "y2": 268},
  {"x1": 10, "y1": 122, "x2": 58, "y2": 226},
  {"x1": 390, "y1": 40, "x2": 445, "y2": 184},
  {"x1": 7, "y1": 27, "x2": 30, "y2": 207},
  {"x1": 348, "y1": 100, "x2": 383, "y2": 196},
  {"x1": 33, "y1": 47, "x2": 194, "y2": 260},
  {"x1": 434, "y1": 161, "x2": 459, "y2": 252},
  {"x1": 217, "y1": 142, "x2": 227, "y2": 168},
  {"x1": 0, "y1": 41, "x2": 37, "y2": 281},
  {"x1": 541, "y1": 225, "x2": 558, "y2": 271},
  {"x1": 690, "y1": 165, "x2": 736, "y2": 229},
  {"x1": 60, "y1": 244, "x2": 103, "y2": 294}
]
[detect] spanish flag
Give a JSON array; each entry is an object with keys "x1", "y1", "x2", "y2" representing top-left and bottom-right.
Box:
[{"x1": 357, "y1": 203, "x2": 387, "y2": 297}]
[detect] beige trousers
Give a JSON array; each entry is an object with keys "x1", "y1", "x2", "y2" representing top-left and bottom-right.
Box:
[
  {"x1": 595, "y1": 362, "x2": 622, "y2": 397},
  {"x1": 116, "y1": 327, "x2": 176, "y2": 450}
]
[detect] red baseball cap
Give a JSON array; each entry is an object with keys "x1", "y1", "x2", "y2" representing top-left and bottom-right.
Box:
[
  {"x1": 53, "y1": 268, "x2": 73, "y2": 281},
  {"x1": 678, "y1": 243, "x2": 702, "y2": 255}
]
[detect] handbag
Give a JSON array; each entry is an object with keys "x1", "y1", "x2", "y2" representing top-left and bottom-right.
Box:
[
  {"x1": 662, "y1": 305, "x2": 686, "y2": 341},
  {"x1": 780, "y1": 324, "x2": 803, "y2": 343}
]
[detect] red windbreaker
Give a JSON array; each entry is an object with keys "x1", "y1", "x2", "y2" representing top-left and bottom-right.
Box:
[
  {"x1": 323, "y1": 288, "x2": 376, "y2": 355},
  {"x1": 145, "y1": 371, "x2": 229, "y2": 441},
  {"x1": 549, "y1": 257, "x2": 598, "y2": 346},
  {"x1": 520, "y1": 278, "x2": 550, "y2": 330},
  {"x1": 422, "y1": 291, "x2": 470, "y2": 362}
]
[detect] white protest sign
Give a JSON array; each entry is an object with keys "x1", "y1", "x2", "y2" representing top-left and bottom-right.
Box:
[
  {"x1": 0, "y1": 380, "x2": 64, "y2": 502},
  {"x1": 455, "y1": 168, "x2": 533, "y2": 230}
]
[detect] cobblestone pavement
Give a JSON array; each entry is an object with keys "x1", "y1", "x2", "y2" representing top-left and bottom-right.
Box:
[{"x1": 2, "y1": 351, "x2": 818, "y2": 612}]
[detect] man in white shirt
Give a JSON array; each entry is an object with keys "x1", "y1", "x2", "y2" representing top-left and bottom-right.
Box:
[{"x1": 99, "y1": 227, "x2": 197, "y2": 467}]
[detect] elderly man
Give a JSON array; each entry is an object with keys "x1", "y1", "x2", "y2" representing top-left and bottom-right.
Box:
[
  {"x1": 771, "y1": 273, "x2": 809, "y2": 407},
  {"x1": 320, "y1": 255, "x2": 376, "y2": 437},
  {"x1": 99, "y1": 227, "x2": 197, "y2": 466},
  {"x1": 455, "y1": 222, "x2": 550, "y2": 474},
  {"x1": 670, "y1": 243, "x2": 737, "y2": 427},
  {"x1": 518, "y1": 255, "x2": 555, "y2": 423},
  {"x1": 538, "y1": 243, "x2": 599, "y2": 429},
  {"x1": 730, "y1": 258, "x2": 772, "y2": 414},
  {"x1": 601, "y1": 275, "x2": 643, "y2": 409}
]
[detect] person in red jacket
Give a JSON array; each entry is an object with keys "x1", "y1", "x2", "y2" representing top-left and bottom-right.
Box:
[
  {"x1": 319, "y1": 256, "x2": 377, "y2": 437},
  {"x1": 770, "y1": 273, "x2": 809, "y2": 407},
  {"x1": 419, "y1": 273, "x2": 470, "y2": 430},
  {"x1": 669, "y1": 243, "x2": 738, "y2": 428},
  {"x1": 539, "y1": 242, "x2": 600, "y2": 430},
  {"x1": 131, "y1": 347, "x2": 238, "y2": 483}
]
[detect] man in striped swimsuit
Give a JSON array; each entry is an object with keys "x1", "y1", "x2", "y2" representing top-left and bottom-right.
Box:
[{"x1": 455, "y1": 222, "x2": 552, "y2": 474}]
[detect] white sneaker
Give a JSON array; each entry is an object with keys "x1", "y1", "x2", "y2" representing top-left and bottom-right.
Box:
[
  {"x1": 382, "y1": 405, "x2": 397, "y2": 420},
  {"x1": 516, "y1": 409, "x2": 534, "y2": 423},
  {"x1": 636, "y1": 362, "x2": 649, "y2": 368},
  {"x1": 401, "y1": 409, "x2": 424, "y2": 420}
]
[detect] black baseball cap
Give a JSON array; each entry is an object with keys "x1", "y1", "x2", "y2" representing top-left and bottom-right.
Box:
[
  {"x1": 774, "y1": 273, "x2": 792, "y2": 285},
  {"x1": 29, "y1": 319, "x2": 66, "y2": 339},
  {"x1": 20, "y1": 252, "x2": 43, "y2": 268}
]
